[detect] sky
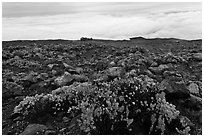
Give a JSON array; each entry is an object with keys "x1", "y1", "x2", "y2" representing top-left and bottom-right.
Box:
[{"x1": 2, "y1": 2, "x2": 202, "y2": 40}]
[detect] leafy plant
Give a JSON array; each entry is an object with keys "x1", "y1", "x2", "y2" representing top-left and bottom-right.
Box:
[{"x1": 14, "y1": 77, "x2": 192, "y2": 135}]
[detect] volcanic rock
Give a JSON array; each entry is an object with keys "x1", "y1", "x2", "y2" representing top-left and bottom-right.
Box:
[
  {"x1": 45, "y1": 130, "x2": 56, "y2": 135},
  {"x1": 47, "y1": 64, "x2": 57, "y2": 69},
  {"x1": 188, "y1": 83, "x2": 200, "y2": 95},
  {"x1": 149, "y1": 64, "x2": 172, "y2": 75},
  {"x1": 36, "y1": 73, "x2": 49, "y2": 81},
  {"x1": 162, "y1": 52, "x2": 178, "y2": 64},
  {"x1": 63, "y1": 62, "x2": 75, "y2": 69},
  {"x1": 108, "y1": 67, "x2": 124, "y2": 78},
  {"x1": 184, "y1": 94, "x2": 202, "y2": 110},
  {"x1": 20, "y1": 124, "x2": 47, "y2": 135},
  {"x1": 73, "y1": 74, "x2": 88, "y2": 82},
  {"x1": 54, "y1": 72, "x2": 74, "y2": 87},
  {"x1": 143, "y1": 69, "x2": 156, "y2": 79},
  {"x1": 9, "y1": 112, "x2": 22, "y2": 120},
  {"x1": 159, "y1": 79, "x2": 190, "y2": 100},
  {"x1": 128, "y1": 69, "x2": 137, "y2": 77},
  {"x1": 163, "y1": 71, "x2": 183, "y2": 81},
  {"x1": 192, "y1": 53, "x2": 202, "y2": 61},
  {"x1": 14, "y1": 96, "x2": 25, "y2": 102},
  {"x1": 22, "y1": 72, "x2": 38, "y2": 83},
  {"x1": 75, "y1": 67, "x2": 84, "y2": 74},
  {"x1": 109, "y1": 61, "x2": 116, "y2": 67},
  {"x1": 150, "y1": 61, "x2": 158, "y2": 67}
]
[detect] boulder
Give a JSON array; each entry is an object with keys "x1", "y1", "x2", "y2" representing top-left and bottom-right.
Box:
[
  {"x1": 149, "y1": 64, "x2": 172, "y2": 75},
  {"x1": 192, "y1": 53, "x2": 202, "y2": 61},
  {"x1": 150, "y1": 61, "x2": 158, "y2": 67},
  {"x1": 162, "y1": 52, "x2": 178, "y2": 64},
  {"x1": 108, "y1": 67, "x2": 124, "y2": 78},
  {"x1": 36, "y1": 53, "x2": 43, "y2": 59},
  {"x1": 54, "y1": 72, "x2": 74, "y2": 87},
  {"x1": 36, "y1": 73, "x2": 49, "y2": 81},
  {"x1": 144, "y1": 69, "x2": 156, "y2": 79},
  {"x1": 73, "y1": 74, "x2": 88, "y2": 82},
  {"x1": 198, "y1": 110, "x2": 202, "y2": 124},
  {"x1": 184, "y1": 94, "x2": 202, "y2": 110},
  {"x1": 75, "y1": 67, "x2": 84, "y2": 74},
  {"x1": 63, "y1": 62, "x2": 75, "y2": 69},
  {"x1": 159, "y1": 79, "x2": 190, "y2": 100},
  {"x1": 20, "y1": 124, "x2": 47, "y2": 135},
  {"x1": 47, "y1": 64, "x2": 57, "y2": 69},
  {"x1": 13, "y1": 89, "x2": 23, "y2": 97},
  {"x1": 3, "y1": 82, "x2": 24, "y2": 99},
  {"x1": 127, "y1": 69, "x2": 137, "y2": 77},
  {"x1": 51, "y1": 70, "x2": 57, "y2": 76},
  {"x1": 109, "y1": 61, "x2": 116, "y2": 67},
  {"x1": 14, "y1": 96, "x2": 25, "y2": 102},
  {"x1": 163, "y1": 71, "x2": 183, "y2": 81},
  {"x1": 163, "y1": 71, "x2": 176, "y2": 77},
  {"x1": 63, "y1": 116, "x2": 70, "y2": 123},
  {"x1": 22, "y1": 72, "x2": 38, "y2": 83},
  {"x1": 45, "y1": 130, "x2": 56, "y2": 135},
  {"x1": 158, "y1": 79, "x2": 173, "y2": 91},
  {"x1": 66, "y1": 67, "x2": 84, "y2": 75},
  {"x1": 188, "y1": 83, "x2": 200, "y2": 95},
  {"x1": 9, "y1": 112, "x2": 22, "y2": 120}
]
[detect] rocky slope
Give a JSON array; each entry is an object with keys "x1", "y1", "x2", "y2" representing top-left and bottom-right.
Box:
[{"x1": 2, "y1": 37, "x2": 202, "y2": 135}]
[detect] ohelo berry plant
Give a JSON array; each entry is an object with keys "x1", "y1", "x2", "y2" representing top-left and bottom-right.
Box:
[{"x1": 14, "y1": 76, "x2": 191, "y2": 135}]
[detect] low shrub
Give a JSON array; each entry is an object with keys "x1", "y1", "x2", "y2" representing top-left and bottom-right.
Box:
[{"x1": 14, "y1": 77, "x2": 191, "y2": 134}]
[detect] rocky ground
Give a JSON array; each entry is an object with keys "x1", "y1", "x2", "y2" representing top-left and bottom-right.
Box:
[{"x1": 2, "y1": 37, "x2": 202, "y2": 135}]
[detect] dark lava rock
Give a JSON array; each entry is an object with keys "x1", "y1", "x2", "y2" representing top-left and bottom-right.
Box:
[
  {"x1": 143, "y1": 69, "x2": 156, "y2": 79},
  {"x1": 67, "y1": 68, "x2": 83, "y2": 75},
  {"x1": 75, "y1": 67, "x2": 84, "y2": 74},
  {"x1": 73, "y1": 74, "x2": 88, "y2": 82},
  {"x1": 13, "y1": 116, "x2": 22, "y2": 122},
  {"x1": 149, "y1": 64, "x2": 172, "y2": 75},
  {"x1": 21, "y1": 72, "x2": 39, "y2": 88},
  {"x1": 3, "y1": 82, "x2": 24, "y2": 99},
  {"x1": 54, "y1": 72, "x2": 74, "y2": 87},
  {"x1": 22, "y1": 72, "x2": 38, "y2": 83},
  {"x1": 9, "y1": 112, "x2": 22, "y2": 120},
  {"x1": 192, "y1": 53, "x2": 202, "y2": 61},
  {"x1": 150, "y1": 61, "x2": 158, "y2": 67},
  {"x1": 159, "y1": 79, "x2": 190, "y2": 100},
  {"x1": 198, "y1": 111, "x2": 202, "y2": 124},
  {"x1": 36, "y1": 73, "x2": 49, "y2": 81},
  {"x1": 162, "y1": 52, "x2": 179, "y2": 64},
  {"x1": 63, "y1": 62, "x2": 74, "y2": 69},
  {"x1": 14, "y1": 96, "x2": 25, "y2": 102},
  {"x1": 47, "y1": 64, "x2": 57, "y2": 69},
  {"x1": 20, "y1": 124, "x2": 47, "y2": 135},
  {"x1": 13, "y1": 89, "x2": 23, "y2": 97},
  {"x1": 109, "y1": 61, "x2": 117, "y2": 67},
  {"x1": 162, "y1": 71, "x2": 183, "y2": 81},
  {"x1": 187, "y1": 83, "x2": 200, "y2": 95},
  {"x1": 163, "y1": 71, "x2": 180, "y2": 77},
  {"x1": 184, "y1": 94, "x2": 202, "y2": 110},
  {"x1": 129, "y1": 69, "x2": 137, "y2": 76},
  {"x1": 107, "y1": 67, "x2": 124, "y2": 78},
  {"x1": 2, "y1": 120, "x2": 7, "y2": 129},
  {"x1": 45, "y1": 130, "x2": 56, "y2": 135}
]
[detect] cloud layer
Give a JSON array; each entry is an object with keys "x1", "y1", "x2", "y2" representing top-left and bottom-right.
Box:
[{"x1": 2, "y1": 2, "x2": 202, "y2": 40}]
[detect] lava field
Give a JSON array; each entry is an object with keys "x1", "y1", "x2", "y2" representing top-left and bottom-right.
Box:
[{"x1": 2, "y1": 37, "x2": 202, "y2": 135}]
